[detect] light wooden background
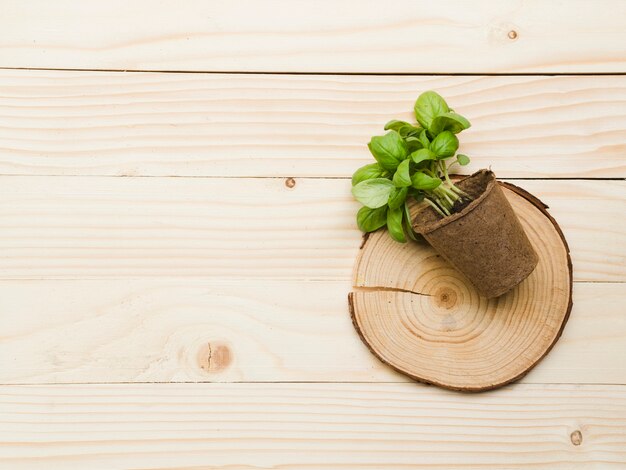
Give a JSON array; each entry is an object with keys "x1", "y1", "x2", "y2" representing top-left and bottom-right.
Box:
[{"x1": 1, "y1": 1, "x2": 625, "y2": 468}]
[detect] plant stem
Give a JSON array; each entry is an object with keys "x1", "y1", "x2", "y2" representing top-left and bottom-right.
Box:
[
  {"x1": 440, "y1": 159, "x2": 470, "y2": 198},
  {"x1": 439, "y1": 184, "x2": 460, "y2": 201},
  {"x1": 422, "y1": 157, "x2": 474, "y2": 217},
  {"x1": 439, "y1": 160, "x2": 452, "y2": 186},
  {"x1": 435, "y1": 194, "x2": 452, "y2": 214},
  {"x1": 424, "y1": 197, "x2": 448, "y2": 217},
  {"x1": 448, "y1": 184, "x2": 465, "y2": 196}
]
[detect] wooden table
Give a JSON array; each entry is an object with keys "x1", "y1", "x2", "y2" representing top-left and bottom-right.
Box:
[{"x1": 1, "y1": 1, "x2": 625, "y2": 468}]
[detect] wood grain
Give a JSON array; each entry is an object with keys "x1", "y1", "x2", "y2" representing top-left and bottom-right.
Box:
[
  {"x1": 0, "y1": 280, "x2": 623, "y2": 385},
  {"x1": 2, "y1": 1, "x2": 625, "y2": 73},
  {"x1": 1, "y1": 71, "x2": 625, "y2": 177},
  {"x1": 1, "y1": 383, "x2": 625, "y2": 469},
  {"x1": 351, "y1": 183, "x2": 572, "y2": 391},
  {"x1": 1, "y1": 3, "x2": 625, "y2": 468},
  {"x1": 0, "y1": 176, "x2": 622, "y2": 281}
]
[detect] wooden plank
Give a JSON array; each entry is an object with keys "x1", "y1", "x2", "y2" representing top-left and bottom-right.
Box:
[
  {"x1": 0, "y1": 281, "x2": 623, "y2": 385},
  {"x1": 0, "y1": 177, "x2": 623, "y2": 281},
  {"x1": 1, "y1": 383, "x2": 625, "y2": 468},
  {"x1": 1, "y1": 71, "x2": 625, "y2": 178},
  {"x1": 2, "y1": 1, "x2": 625, "y2": 73}
]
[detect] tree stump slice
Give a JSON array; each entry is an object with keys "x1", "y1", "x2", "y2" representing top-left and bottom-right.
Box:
[{"x1": 349, "y1": 182, "x2": 572, "y2": 392}]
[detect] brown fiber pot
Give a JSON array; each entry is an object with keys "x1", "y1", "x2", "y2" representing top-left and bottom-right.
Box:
[{"x1": 412, "y1": 170, "x2": 539, "y2": 298}]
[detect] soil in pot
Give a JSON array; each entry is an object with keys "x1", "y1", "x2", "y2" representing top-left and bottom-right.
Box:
[{"x1": 412, "y1": 170, "x2": 539, "y2": 298}]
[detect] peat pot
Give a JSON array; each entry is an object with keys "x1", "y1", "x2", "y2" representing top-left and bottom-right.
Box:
[{"x1": 412, "y1": 170, "x2": 539, "y2": 298}]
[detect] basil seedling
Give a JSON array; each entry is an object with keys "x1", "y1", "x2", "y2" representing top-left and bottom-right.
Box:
[{"x1": 351, "y1": 91, "x2": 472, "y2": 242}]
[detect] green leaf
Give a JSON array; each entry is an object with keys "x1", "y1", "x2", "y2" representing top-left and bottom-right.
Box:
[
  {"x1": 457, "y1": 154, "x2": 470, "y2": 166},
  {"x1": 351, "y1": 163, "x2": 385, "y2": 186},
  {"x1": 351, "y1": 178, "x2": 395, "y2": 208},
  {"x1": 411, "y1": 172, "x2": 442, "y2": 190},
  {"x1": 429, "y1": 131, "x2": 459, "y2": 158},
  {"x1": 410, "y1": 148, "x2": 437, "y2": 165},
  {"x1": 392, "y1": 159, "x2": 412, "y2": 187},
  {"x1": 418, "y1": 129, "x2": 430, "y2": 148},
  {"x1": 368, "y1": 131, "x2": 408, "y2": 171},
  {"x1": 385, "y1": 120, "x2": 423, "y2": 138},
  {"x1": 403, "y1": 201, "x2": 417, "y2": 241},
  {"x1": 384, "y1": 120, "x2": 408, "y2": 132},
  {"x1": 408, "y1": 187, "x2": 425, "y2": 201},
  {"x1": 388, "y1": 186, "x2": 408, "y2": 210},
  {"x1": 404, "y1": 136, "x2": 423, "y2": 153},
  {"x1": 387, "y1": 207, "x2": 406, "y2": 243},
  {"x1": 430, "y1": 112, "x2": 471, "y2": 135},
  {"x1": 400, "y1": 126, "x2": 422, "y2": 138},
  {"x1": 414, "y1": 91, "x2": 449, "y2": 130},
  {"x1": 356, "y1": 206, "x2": 388, "y2": 233},
  {"x1": 385, "y1": 119, "x2": 422, "y2": 139}
]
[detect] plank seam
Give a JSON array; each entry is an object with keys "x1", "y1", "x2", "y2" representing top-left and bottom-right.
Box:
[
  {"x1": 0, "y1": 279, "x2": 618, "y2": 282},
  {"x1": 2, "y1": 381, "x2": 626, "y2": 386},
  {"x1": 1, "y1": 66, "x2": 626, "y2": 76},
  {"x1": 0, "y1": 174, "x2": 624, "y2": 181}
]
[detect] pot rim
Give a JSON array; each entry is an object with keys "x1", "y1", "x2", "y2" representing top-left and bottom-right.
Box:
[{"x1": 412, "y1": 169, "x2": 497, "y2": 235}]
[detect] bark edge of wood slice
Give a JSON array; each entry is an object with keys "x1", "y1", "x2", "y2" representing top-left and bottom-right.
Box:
[{"x1": 349, "y1": 182, "x2": 573, "y2": 392}]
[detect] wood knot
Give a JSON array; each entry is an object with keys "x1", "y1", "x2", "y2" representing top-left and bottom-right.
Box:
[
  {"x1": 285, "y1": 177, "x2": 296, "y2": 189},
  {"x1": 198, "y1": 341, "x2": 232, "y2": 373},
  {"x1": 487, "y1": 22, "x2": 519, "y2": 45},
  {"x1": 434, "y1": 287, "x2": 457, "y2": 309},
  {"x1": 570, "y1": 430, "x2": 583, "y2": 446}
]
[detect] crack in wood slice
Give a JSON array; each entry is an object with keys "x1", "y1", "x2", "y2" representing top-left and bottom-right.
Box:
[
  {"x1": 350, "y1": 183, "x2": 572, "y2": 392},
  {"x1": 351, "y1": 285, "x2": 432, "y2": 297}
]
